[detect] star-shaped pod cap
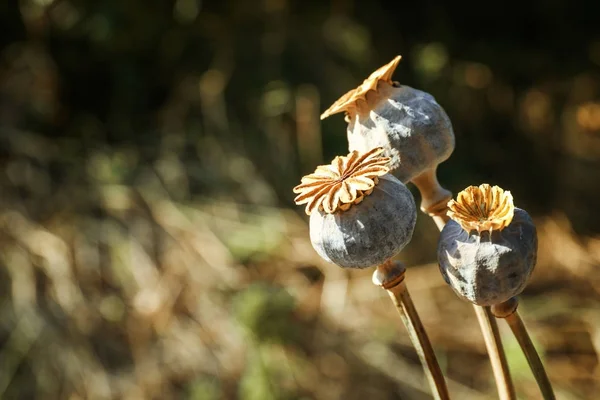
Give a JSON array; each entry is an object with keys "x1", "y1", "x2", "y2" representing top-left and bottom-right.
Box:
[
  {"x1": 293, "y1": 147, "x2": 390, "y2": 215},
  {"x1": 320, "y1": 56, "x2": 401, "y2": 120},
  {"x1": 447, "y1": 184, "x2": 514, "y2": 233}
]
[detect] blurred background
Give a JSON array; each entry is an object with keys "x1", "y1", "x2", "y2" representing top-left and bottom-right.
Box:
[{"x1": 0, "y1": 0, "x2": 599, "y2": 399}]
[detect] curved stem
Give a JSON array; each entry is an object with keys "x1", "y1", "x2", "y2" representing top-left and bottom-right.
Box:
[
  {"x1": 412, "y1": 168, "x2": 516, "y2": 400},
  {"x1": 373, "y1": 261, "x2": 450, "y2": 400},
  {"x1": 493, "y1": 299, "x2": 556, "y2": 400}
]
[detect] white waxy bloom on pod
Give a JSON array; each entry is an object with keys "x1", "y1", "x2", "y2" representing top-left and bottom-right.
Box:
[{"x1": 321, "y1": 56, "x2": 455, "y2": 183}]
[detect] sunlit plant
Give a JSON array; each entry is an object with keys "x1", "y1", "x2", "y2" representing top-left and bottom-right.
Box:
[{"x1": 299, "y1": 55, "x2": 556, "y2": 399}]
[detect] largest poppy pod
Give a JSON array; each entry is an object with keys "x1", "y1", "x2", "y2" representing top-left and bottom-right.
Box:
[
  {"x1": 293, "y1": 147, "x2": 417, "y2": 269},
  {"x1": 321, "y1": 56, "x2": 455, "y2": 184}
]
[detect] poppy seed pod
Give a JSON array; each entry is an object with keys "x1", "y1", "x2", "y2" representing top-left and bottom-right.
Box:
[
  {"x1": 293, "y1": 147, "x2": 417, "y2": 269},
  {"x1": 437, "y1": 184, "x2": 538, "y2": 306},
  {"x1": 321, "y1": 56, "x2": 455, "y2": 183}
]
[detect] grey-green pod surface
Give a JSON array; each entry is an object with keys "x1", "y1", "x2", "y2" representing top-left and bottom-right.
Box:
[
  {"x1": 309, "y1": 173, "x2": 416, "y2": 269},
  {"x1": 437, "y1": 208, "x2": 537, "y2": 306},
  {"x1": 347, "y1": 85, "x2": 455, "y2": 183}
]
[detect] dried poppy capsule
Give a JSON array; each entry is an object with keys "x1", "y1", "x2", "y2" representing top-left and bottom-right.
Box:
[
  {"x1": 437, "y1": 184, "x2": 538, "y2": 306},
  {"x1": 320, "y1": 56, "x2": 455, "y2": 184},
  {"x1": 293, "y1": 147, "x2": 417, "y2": 269}
]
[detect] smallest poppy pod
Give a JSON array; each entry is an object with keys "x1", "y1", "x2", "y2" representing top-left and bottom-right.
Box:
[
  {"x1": 437, "y1": 184, "x2": 537, "y2": 306},
  {"x1": 293, "y1": 147, "x2": 417, "y2": 269}
]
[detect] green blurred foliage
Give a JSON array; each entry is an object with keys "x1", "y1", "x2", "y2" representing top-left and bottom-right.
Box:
[{"x1": 233, "y1": 283, "x2": 298, "y2": 345}]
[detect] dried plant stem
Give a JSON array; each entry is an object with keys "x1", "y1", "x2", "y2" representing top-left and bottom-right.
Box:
[
  {"x1": 473, "y1": 306, "x2": 516, "y2": 400},
  {"x1": 412, "y1": 167, "x2": 516, "y2": 400},
  {"x1": 492, "y1": 298, "x2": 556, "y2": 400},
  {"x1": 373, "y1": 260, "x2": 450, "y2": 400},
  {"x1": 411, "y1": 167, "x2": 452, "y2": 231}
]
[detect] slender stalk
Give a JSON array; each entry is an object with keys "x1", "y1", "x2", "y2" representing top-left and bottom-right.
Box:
[
  {"x1": 412, "y1": 167, "x2": 516, "y2": 400},
  {"x1": 373, "y1": 260, "x2": 450, "y2": 400},
  {"x1": 492, "y1": 299, "x2": 556, "y2": 400},
  {"x1": 473, "y1": 306, "x2": 516, "y2": 400}
]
